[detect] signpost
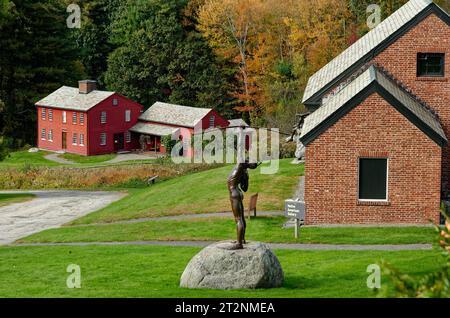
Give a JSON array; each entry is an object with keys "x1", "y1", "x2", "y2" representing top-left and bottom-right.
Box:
[{"x1": 284, "y1": 199, "x2": 305, "y2": 238}]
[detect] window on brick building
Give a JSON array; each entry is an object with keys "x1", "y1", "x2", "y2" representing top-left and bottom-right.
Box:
[
  {"x1": 100, "y1": 133, "x2": 107, "y2": 146},
  {"x1": 72, "y1": 112, "x2": 77, "y2": 124},
  {"x1": 41, "y1": 108, "x2": 46, "y2": 120},
  {"x1": 80, "y1": 134, "x2": 84, "y2": 146},
  {"x1": 48, "y1": 109, "x2": 53, "y2": 121},
  {"x1": 101, "y1": 111, "x2": 107, "y2": 124},
  {"x1": 80, "y1": 113, "x2": 84, "y2": 125},
  {"x1": 358, "y1": 158, "x2": 388, "y2": 201},
  {"x1": 417, "y1": 53, "x2": 445, "y2": 77},
  {"x1": 72, "y1": 133, "x2": 77, "y2": 145},
  {"x1": 48, "y1": 129, "x2": 53, "y2": 141},
  {"x1": 41, "y1": 128, "x2": 46, "y2": 140},
  {"x1": 62, "y1": 111, "x2": 67, "y2": 123}
]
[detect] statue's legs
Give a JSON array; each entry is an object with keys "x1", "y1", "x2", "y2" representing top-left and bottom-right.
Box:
[{"x1": 230, "y1": 188, "x2": 245, "y2": 249}]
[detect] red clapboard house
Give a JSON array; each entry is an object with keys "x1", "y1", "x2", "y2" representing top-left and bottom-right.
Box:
[
  {"x1": 36, "y1": 81, "x2": 230, "y2": 156},
  {"x1": 36, "y1": 80, "x2": 144, "y2": 156},
  {"x1": 129, "y1": 102, "x2": 230, "y2": 155}
]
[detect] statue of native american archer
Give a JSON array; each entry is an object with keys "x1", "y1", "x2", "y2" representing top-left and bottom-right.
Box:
[{"x1": 227, "y1": 161, "x2": 261, "y2": 250}]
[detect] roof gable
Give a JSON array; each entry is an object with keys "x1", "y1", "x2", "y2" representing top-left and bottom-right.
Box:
[
  {"x1": 35, "y1": 86, "x2": 115, "y2": 111},
  {"x1": 300, "y1": 65, "x2": 447, "y2": 147},
  {"x1": 139, "y1": 102, "x2": 212, "y2": 128},
  {"x1": 302, "y1": 0, "x2": 450, "y2": 105}
]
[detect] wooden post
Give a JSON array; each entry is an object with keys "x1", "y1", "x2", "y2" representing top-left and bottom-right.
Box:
[{"x1": 294, "y1": 219, "x2": 299, "y2": 239}]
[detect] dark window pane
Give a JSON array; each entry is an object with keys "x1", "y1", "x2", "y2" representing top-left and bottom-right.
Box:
[
  {"x1": 417, "y1": 53, "x2": 445, "y2": 77},
  {"x1": 359, "y1": 159, "x2": 387, "y2": 200}
]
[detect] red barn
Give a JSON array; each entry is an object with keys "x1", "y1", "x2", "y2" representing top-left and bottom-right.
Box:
[
  {"x1": 129, "y1": 102, "x2": 230, "y2": 155},
  {"x1": 36, "y1": 80, "x2": 143, "y2": 156}
]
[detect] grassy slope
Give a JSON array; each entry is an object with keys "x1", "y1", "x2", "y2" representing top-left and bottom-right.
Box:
[
  {"x1": 19, "y1": 216, "x2": 437, "y2": 245},
  {"x1": 70, "y1": 159, "x2": 302, "y2": 225},
  {"x1": 0, "y1": 245, "x2": 444, "y2": 298},
  {"x1": 0, "y1": 151, "x2": 58, "y2": 167},
  {"x1": 60, "y1": 153, "x2": 116, "y2": 164},
  {"x1": 0, "y1": 193, "x2": 35, "y2": 207}
]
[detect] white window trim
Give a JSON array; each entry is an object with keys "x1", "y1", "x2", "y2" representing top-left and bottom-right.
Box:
[
  {"x1": 72, "y1": 112, "x2": 77, "y2": 125},
  {"x1": 79, "y1": 134, "x2": 85, "y2": 146},
  {"x1": 48, "y1": 109, "x2": 53, "y2": 121},
  {"x1": 48, "y1": 130, "x2": 53, "y2": 142},
  {"x1": 100, "y1": 133, "x2": 107, "y2": 146},
  {"x1": 357, "y1": 157, "x2": 389, "y2": 202},
  {"x1": 80, "y1": 113, "x2": 85, "y2": 125},
  {"x1": 62, "y1": 111, "x2": 67, "y2": 124},
  {"x1": 72, "y1": 133, "x2": 78, "y2": 146},
  {"x1": 42, "y1": 108, "x2": 46, "y2": 120},
  {"x1": 125, "y1": 110, "x2": 131, "y2": 122},
  {"x1": 41, "y1": 128, "x2": 46, "y2": 140},
  {"x1": 101, "y1": 111, "x2": 107, "y2": 124},
  {"x1": 125, "y1": 131, "x2": 131, "y2": 143}
]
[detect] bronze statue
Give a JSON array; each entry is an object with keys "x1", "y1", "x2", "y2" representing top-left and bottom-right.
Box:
[{"x1": 227, "y1": 161, "x2": 261, "y2": 249}]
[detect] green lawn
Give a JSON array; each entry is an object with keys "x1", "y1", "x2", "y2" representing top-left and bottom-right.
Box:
[
  {"x1": 0, "y1": 150, "x2": 58, "y2": 167},
  {"x1": 70, "y1": 159, "x2": 301, "y2": 225},
  {"x1": 59, "y1": 153, "x2": 116, "y2": 164},
  {"x1": 0, "y1": 193, "x2": 35, "y2": 207},
  {"x1": 0, "y1": 245, "x2": 443, "y2": 297},
  {"x1": 19, "y1": 216, "x2": 437, "y2": 245}
]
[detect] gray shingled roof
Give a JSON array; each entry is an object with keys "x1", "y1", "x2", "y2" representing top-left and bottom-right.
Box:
[
  {"x1": 35, "y1": 86, "x2": 115, "y2": 111},
  {"x1": 302, "y1": 0, "x2": 433, "y2": 104},
  {"x1": 139, "y1": 102, "x2": 212, "y2": 128},
  {"x1": 129, "y1": 122, "x2": 178, "y2": 137},
  {"x1": 300, "y1": 65, "x2": 447, "y2": 145},
  {"x1": 228, "y1": 119, "x2": 249, "y2": 128}
]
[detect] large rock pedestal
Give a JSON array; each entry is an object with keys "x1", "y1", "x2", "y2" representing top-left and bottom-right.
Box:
[{"x1": 180, "y1": 241, "x2": 284, "y2": 290}]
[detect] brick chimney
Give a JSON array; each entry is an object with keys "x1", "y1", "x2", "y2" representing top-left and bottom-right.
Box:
[{"x1": 78, "y1": 80, "x2": 97, "y2": 94}]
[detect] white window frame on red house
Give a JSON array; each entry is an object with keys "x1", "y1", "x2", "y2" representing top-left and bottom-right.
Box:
[
  {"x1": 80, "y1": 133, "x2": 85, "y2": 146},
  {"x1": 125, "y1": 110, "x2": 131, "y2": 122},
  {"x1": 72, "y1": 112, "x2": 77, "y2": 125},
  {"x1": 357, "y1": 157, "x2": 389, "y2": 203},
  {"x1": 48, "y1": 109, "x2": 53, "y2": 121},
  {"x1": 100, "y1": 133, "x2": 107, "y2": 146},
  {"x1": 41, "y1": 108, "x2": 46, "y2": 120},
  {"x1": 80, "y1": 113, "x2": 84, "y2": 125},
  {"x1": 41, "y1": 128, "x2": 46, "y2": 140},
  {"x1": 125, "y1": 131, "x2": 131, "y2": 143},
  {"x1": 209, "y1": 115, "x2": 215, "y2": 128},
  {"x1": 62, "y1": 111, "x2": 67, "y2": 124},
  {"x1": 72, "y1": 133, "x2": 77, "y2": 146},
  {"x1": 101, "y1": 111, "x2": 107, "y2": 124},
  {"x1": 113, "y1": 98, "x2": 118, "y2": 106},
  {"x1": 48, "y1": 129, "x2": 53, "y2": 142}
]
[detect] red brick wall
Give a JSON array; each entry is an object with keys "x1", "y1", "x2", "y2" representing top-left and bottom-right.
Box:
[
  {"x1": 372, "y1": 13, "x2": 450, "y2": 192},
  {"x1": 304, "y1": 93, "x2": 442, "y2": 225}
]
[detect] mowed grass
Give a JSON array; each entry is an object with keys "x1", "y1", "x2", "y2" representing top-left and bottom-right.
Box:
[
  {"x1": 0, "y1": 245, "x2": 444, "y2": 298},
  {"x1": 0, "y1": 193, "x2": 35, "y2": 207},
  {"x1": 19, "y1": 217, "x2": 437, "y2": 245},
  {"x1": 70, "y1": 159, "x2": 301, "y2": 225},
  {"x1": 60, "y1": 153, "x2": 116, "y2": 164},
  {"x1": 0, "y1": 151, "x2": 58, "y2": 167}
]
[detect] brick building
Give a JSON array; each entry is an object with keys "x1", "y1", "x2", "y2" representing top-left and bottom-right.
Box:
[{"x1": 300, "y1": 0, "x2": 450, "y2": 225}]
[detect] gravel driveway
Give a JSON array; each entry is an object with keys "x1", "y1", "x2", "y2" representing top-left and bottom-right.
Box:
[{"x1": 0, "y1": 190, "x2": 126, "y2": 245}]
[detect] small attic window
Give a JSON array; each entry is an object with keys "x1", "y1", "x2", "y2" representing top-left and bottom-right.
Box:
[
  {"x1": 417, "y1": 53, "x2": 445, "y2": 77},
  {"x1": 113, "y1": 98, "x2": 118, "y2": 106}
]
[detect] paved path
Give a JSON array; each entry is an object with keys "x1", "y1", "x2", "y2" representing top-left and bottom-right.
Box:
[
  {"x1": 105, "y1": 153, "x2": 158, "y2": 164},
  {"x1": 13, "y1": 241, "x2": 433, "y2": 251},
  {"x1": 44, "y1": 153, "x2": 76, "y2": 165},
  {"x1": 0, "y1": 190, "x2": 126, "y2": 245}
]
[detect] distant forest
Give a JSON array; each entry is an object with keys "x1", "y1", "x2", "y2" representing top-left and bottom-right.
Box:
[{"x1": 1, "y1": 0, "x2": 449, "y2": 148}]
